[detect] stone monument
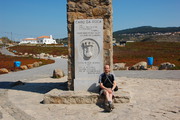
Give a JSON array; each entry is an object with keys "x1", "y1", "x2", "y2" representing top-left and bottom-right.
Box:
[{"x1": 67, "y1": 0, "x2": 113, "y2": 91}]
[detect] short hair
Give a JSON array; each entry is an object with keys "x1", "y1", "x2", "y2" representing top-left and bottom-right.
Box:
[{"x1": 104, "y1": 65, "x2": 110, "y2": 69}]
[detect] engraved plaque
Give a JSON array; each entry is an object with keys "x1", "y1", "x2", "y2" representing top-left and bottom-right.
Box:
[{"x1": 74, "y1": 19, "x2": 103, "y2": 91}]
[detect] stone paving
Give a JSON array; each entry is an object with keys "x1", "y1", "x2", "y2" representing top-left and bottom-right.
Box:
[{"x1": 3, "y1": 76, "x2": 180, "y2": 120}]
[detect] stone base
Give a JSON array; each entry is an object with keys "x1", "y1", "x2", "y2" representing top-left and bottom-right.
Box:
[
  {"x1": 74, "y1": 78, "x2": 99, "y2": 92},
  {"x1": 42, "y1": 89, "x2": 130, "y2": 104}
]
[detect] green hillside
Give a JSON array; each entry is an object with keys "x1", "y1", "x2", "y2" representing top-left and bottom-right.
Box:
[
  {"x1": 114, "y1": 26, "x2": 180, "y2": 34},
  {"x1": 113, "y1": 26, "x2": 180, "y2": 42}
]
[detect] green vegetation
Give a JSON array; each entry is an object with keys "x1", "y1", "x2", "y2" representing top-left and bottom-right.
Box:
[
  {"x1": 0, "y1": 53, "x2": 54, "y2": 72},
  {"x1": 0, "y1": 37, "x2": 14, "y2": 44},
  {"x1": 113, "y1": 42, "x2": 180, "y2": 69},
  {"x1": 9, "y1": 45, "x2": 68, "y2": 56}
]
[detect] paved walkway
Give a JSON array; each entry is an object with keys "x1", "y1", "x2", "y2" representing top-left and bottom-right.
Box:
[
  {"x1": 0, "y1": 58, "x2": 67, "y2": 83},
  {"x1": 0, "y1": 47, "x2": 16, "y2": 56},
  {"x1": 114, "y1": 70, "x2": 180, "y2": 80}
]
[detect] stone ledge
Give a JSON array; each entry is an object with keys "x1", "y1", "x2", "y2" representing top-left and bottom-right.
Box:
[{"x1": 42, "y1": 89, "x2": 130, "y2": 104}]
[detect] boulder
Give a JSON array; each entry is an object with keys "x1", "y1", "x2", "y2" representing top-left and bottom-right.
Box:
[
  {"x1": 20, "y1": 65, "x2": 28, "y2": 70},
  {"x1": 61, "y1": 55, "x2": 65, "y2": 58},
  {"x1": 44, "y1": 54, "x2": 49, "y2": 57},
  {"x1": 39, "y1": 53, "x2": 46, "y2": 59},
  {"x1": 65, "y1": 55, "x2": 68, "y2": 59},
  {"x1": 0, "y1": 68, "x2": 9, "y2": 74},
  {"x1": 33, "y1": 62, "x2": 40, "y2": 67},
  {"x1": 33, "y1": 54, "x2": 36, "y2": 58},
  {"x1": 131, "y1": 61, "x2": 147, "y2": 70},
  {"x1": 113, "y1": 63, "x2": 126, "y2": 70},
  {"x1": 53, "y1": 69, "x2": 65, "y2": 78},
  {"x1": 36, "y1": 54, "x2": 40, "y2": 58},
  {"x1": 38, "y1": 61, "x2": 43, "y2": 65},
  {"x1": 147, "y1": 66, "x2": 159, "y2": 70},
  {"x1": 48, "y1": 55, "x2": 53, "y2": 59},
  {"x1": 159, "y1": 62, "x2": 175, "y2": 70},
  {"x1": 27, "y1": 64, "x2": 34, "y2": 69},
  {"x1": 24, "y1": 53, "x2": 28, "y2": 56},
  {"x1": 11, "y1": 81, "x2": 25, "y2": 87}
]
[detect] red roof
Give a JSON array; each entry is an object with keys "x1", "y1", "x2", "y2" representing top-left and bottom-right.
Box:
[
  {"x1": 37, "y1": 36, "x2": 50, "y2": 39},
  {"x1": 23, "y1": 38, "x2": 37, "y2": 41}
]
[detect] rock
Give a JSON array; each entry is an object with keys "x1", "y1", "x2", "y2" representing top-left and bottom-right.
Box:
[
  {"x1": 33, "y1": 54, "x2": 36, "y2": 58},
  {"x1": 39, "y1": 53, "x2": 45, "y2": 59},
  {"x1": 53, "y1": 69, "x2": 65, "y2": 78},
  {"x1": 36, "y1": 54, "x2": 40, "y2": 58},
  {"x1": 44, "y1": 54, "x2": 49, "y2": 57},
  {"x1": 0, "y1": 68, "x2": 9, "y2": 74},
  {"x1": 159, "y1": 62, "x2": 175, "y2": 70},
  {"x1": 27, "y1": 64, "x2": 34, "y2": 69},
  {"x1": 42, "y1": 89, "x2": 130, "y2": 104},
  {"x1": 11, "y1": 81, "x2": 25, "y2": 87},
  {"x1": 48, "y1": 55, "x2": 53, "y2": 59},
  {"x1": 61, "y1": 55, "x2": 65, "y2": 58},
  {"x1": 20, "y1": 65, "x2": 28, "y2": 70},
  {"x1": 147, "y1": 66, "x2": 159, "y2": 70},
  {"x1": 131, "y1": 61, "x2": 147, "y2": 70},
  {"x1": 38, "y1": 61, "x2": 43, "y2": 65},
  {"x1": 24, "y1": 53, "x2": 28, "y2": 56},
  {"x1": 65, "y1": 55, "x2": 68, "y2": 59},
  {"x1": 113, "y1": 63, "x2": 126, "y2": 70},
  {"x1": 33, "y1": 62, "x2": 40, "y2": 67}
]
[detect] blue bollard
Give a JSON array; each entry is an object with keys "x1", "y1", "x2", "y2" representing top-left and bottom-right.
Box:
[
  {"x1": 14, "y1": 61, "x2": 21, "y2": 67},
  {"x1": 147, "y1": 57, "x2": 154, "y2": 65}
]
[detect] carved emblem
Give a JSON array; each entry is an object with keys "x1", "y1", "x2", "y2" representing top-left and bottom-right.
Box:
[{"x1": 79, "y1": 38, "x2": 100, "y2": 60}]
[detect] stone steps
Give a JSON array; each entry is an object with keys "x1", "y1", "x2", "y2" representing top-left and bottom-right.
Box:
[{"x1": 42, "y1": 89, "x2": 130, "y2": 104}]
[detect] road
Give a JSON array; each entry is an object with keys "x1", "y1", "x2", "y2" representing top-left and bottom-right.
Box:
[{"x1": 0, "y1": 47, "x2": 16, "y2": 56}]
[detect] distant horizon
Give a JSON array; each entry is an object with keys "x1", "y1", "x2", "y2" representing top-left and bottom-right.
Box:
[{"x1": 0, "y1": 0, "x2": 180, "y2": 41}]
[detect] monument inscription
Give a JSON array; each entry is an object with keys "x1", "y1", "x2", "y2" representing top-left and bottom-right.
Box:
[{"x1": 74, "y1": 19, "x2": 103, "y2": 91}]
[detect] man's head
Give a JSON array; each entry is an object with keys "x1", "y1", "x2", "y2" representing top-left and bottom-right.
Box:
[{"x1": 104, "y1": 65, "x2": 110, "y2": 73}]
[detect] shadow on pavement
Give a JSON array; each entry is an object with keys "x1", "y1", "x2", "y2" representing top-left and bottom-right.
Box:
[{"x1": 0, "y1": 81, "x2": 68, "y2": 94}]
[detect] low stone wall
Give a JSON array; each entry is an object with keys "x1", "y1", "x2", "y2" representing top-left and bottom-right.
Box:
[{"x1": 42, "y1": 89, "x2": 130, "y2": 104}]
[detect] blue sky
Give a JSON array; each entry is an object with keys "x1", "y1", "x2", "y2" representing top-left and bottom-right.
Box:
[{"x1": 0, "y1": 0, "x2": 180, "y2": 41}]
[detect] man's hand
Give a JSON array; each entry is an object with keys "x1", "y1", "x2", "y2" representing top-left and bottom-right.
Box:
[{"x1": 107, "y1": 88, "x2": 113, "y2": 94}]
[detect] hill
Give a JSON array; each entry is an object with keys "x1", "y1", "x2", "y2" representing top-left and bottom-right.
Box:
[
  {"x1": 113, "y1": 26, "x2": 180, "y2": 42},
  {"x1": 0, "y1": 37, "x2": 14, "y2": 44}
]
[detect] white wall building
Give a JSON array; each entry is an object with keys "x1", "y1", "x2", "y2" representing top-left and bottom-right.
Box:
[
  {"x1": 0, "y1": 40, "x2": 3, "y2": 44},
  {"x1": 37, "y1": 35, "x2": 57, "y2": 44},
  {"x1": 19, "y1": 38, "x2": 38, "y2": 44},
  {"x1": 20, "y1": 35, "x2": 57, "y2": 44}
]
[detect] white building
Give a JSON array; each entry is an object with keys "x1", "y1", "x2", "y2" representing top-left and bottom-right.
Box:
[
  {"x1": 37, "y1": 35, "x2": 57, "y2": 44},
  {"x1": 0, "y1": 40, "x2": 3, "y2": 44},
  {"x1": 20, "y1": 35, "x2": 57, "y2": 44},
  {"x1": 20, "y1": 38, "x2": 38, "y2": 44}
]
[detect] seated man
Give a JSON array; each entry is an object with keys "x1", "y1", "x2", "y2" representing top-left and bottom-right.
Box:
[{"x1": 99, "y1": 65, "x2": 117, "y2": 110}]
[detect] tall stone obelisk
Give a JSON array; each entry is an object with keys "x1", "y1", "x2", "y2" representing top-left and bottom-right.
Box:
[{"x1": 67, "y1": 0, "x2": 113, "y2": 91}]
